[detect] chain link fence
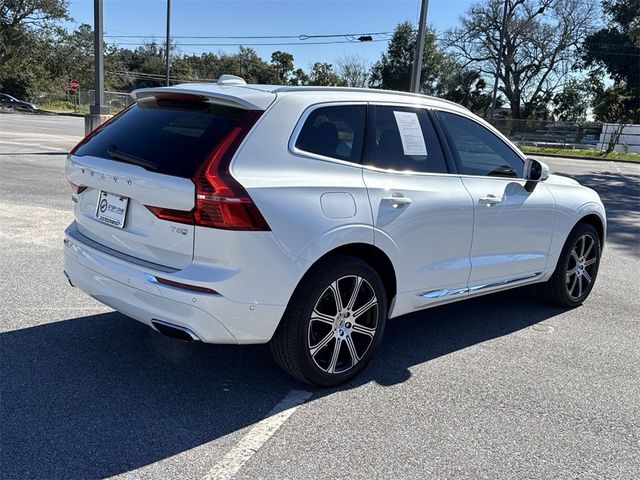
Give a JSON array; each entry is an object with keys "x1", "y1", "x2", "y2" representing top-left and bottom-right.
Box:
[
  {"x1": 486, "y1": 118, "x2": 640, "y2": 154},
  {"x1": 36, "y1": 90, "x2": 134, "y2": 114}
]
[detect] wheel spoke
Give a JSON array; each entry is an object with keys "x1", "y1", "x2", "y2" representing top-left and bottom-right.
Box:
[
  {"x1": 582, "y1": 269, "x2": 592, "y2": 283},
  {"x1": 310, "y1": 331, "x2": 334, "y2": 357},
  {"x1": 577, "y1": 275, "x2": 583, "y2": 297},
  {"x1": 584, "y1": 257, "x2": 597, "y2": 267},
  {"x1": 329, "y1": 281, "x2": 344, "y2": 312},
  {"x1": 352, "y1": 322, "x2": 376, "y2": 339},
  {"x1": 311, "y1": 309, "x2": 335, "y2": 326},
  {"x1": 353, "y1": 296, "x2": 377, "y2": 320},
  {"x1": 579, "y1": 236, "x2": 587, "y2": 258},
  {"x1": 345, "y1": 335, "x2": 359, "y2": 366},
  {"x1": 566, "y1": 268, "x2": 577, "y2": 281},
  {"x1": 345, "y1": 276, "x2": 363, "y2": 311},
  {"x1": 327, "y1": 338, "x2": 342, "y2": 373},
  {"x1": 583, "y1": 238, "x2": 594, "y2": 259},
  {"x1": 568, "y1": 275, "x2": 578, "y2": 296},
  {"x1": 570, "y1": 249, "x2": 580, "y2": 264}
]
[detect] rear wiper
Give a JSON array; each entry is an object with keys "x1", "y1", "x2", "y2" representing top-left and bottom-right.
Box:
[{"x1": 106, "y1": 145, "x2": 159, "y2": 171}]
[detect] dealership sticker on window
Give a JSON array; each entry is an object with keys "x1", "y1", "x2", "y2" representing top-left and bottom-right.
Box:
[{"x1": 393, "y1": 111, "x2": 427, "y2": 156}]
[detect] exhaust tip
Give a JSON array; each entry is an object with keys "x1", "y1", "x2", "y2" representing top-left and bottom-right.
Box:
[{"x1": 151, "y1": 319, "x2": 200, "y2": 342}]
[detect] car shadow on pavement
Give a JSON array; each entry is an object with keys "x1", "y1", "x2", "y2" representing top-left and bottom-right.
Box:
[
  {"x1": 1, "y1": 288, "x2": 567, "y2": 479},
  {"x1": 552, "y1": 169, "x2": 640, "y2": 256}
]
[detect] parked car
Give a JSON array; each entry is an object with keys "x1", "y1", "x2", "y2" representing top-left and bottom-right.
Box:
[
  {"x1": 63, "y1": 75, "x2": 606, "y2": 386},
  {"x1": 0, "y1": 93, "x2": 38, "y2": 111}
]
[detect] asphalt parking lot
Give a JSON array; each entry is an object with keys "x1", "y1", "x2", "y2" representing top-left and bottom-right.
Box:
[{"x1": 1, "y1": 112, "x2": 639, "y2": 480}]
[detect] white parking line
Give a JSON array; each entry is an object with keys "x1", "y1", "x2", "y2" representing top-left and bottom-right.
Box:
[
  {"x1": 609, "y1": 161, "x2": 623, "y2": 174},
  {"x1": 201, "y1": 389, "x2": 313, "y2": 480}
]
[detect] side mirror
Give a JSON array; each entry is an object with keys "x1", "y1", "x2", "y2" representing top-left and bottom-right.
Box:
[
  {"x1": 523, "y1": 158, "x2": 549, "y2": 192},
  {"x1": 524, "y1": 158, "x2": 549, "y2": 182}
]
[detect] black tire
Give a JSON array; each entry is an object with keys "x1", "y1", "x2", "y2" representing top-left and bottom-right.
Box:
[
  {"x1": 540, "y1": 222, "x2": 602, "y2": 307},
  {"x1": 270, "y1": 254, "x2": 388, "y2": 387}
]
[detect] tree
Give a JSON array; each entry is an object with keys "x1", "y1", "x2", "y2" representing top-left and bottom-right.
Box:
[
  {"x1": 308, "y1": 62, "x2": 345, "y2": 86},
  {"x1": 435, "y1": 57, "x2": 493, "y2": 115},
  {"x1": 0, "y1": 0, "x2": 70, "y2": 98},
  {"x1": 552, "y1": 78, "x2": 589, "y2": 121},
  {"x1": 582, "y1": 0, "x2": 640, "y2": 122},
  {"x1": 0, "y1": 0, "x2": 69, "y2": 64},
  {"x1": 289, "y1": 68, "x2": 309, "y2": 86},
  {"x1": 271, "y1": 50, "x2": 294, "y2": 83},
  {"x1": 369, "y1": 21, "x2": 443, "y2": 93},
  {"x1": 237, "y1": 46, "x2": 273, "y2": 83},
  {"x1": 336, "y1": 54, "x2": 369, "y2": 87},
  {"x1": 446, "y1": 0, "x2": 599, "y2": 121}
]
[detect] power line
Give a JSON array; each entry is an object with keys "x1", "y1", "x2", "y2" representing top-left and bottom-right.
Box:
[
  {"x1": 105, "y1": 31, "x2": 394, "y2": 40},
  {"x1": 110, "y1": 39, "x2": 389, "y2": 47}
]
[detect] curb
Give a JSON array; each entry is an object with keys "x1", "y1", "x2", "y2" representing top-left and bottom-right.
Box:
[
  {"x1": 43, "y1": 110, "x2": 85, "y2": 118},
  {"x1": 524, "y1": 152, "x2": 640, "y2": 165}
]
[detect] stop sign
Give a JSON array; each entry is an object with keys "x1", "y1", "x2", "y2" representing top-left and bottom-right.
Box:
[{"x1": 70, "y1": 79, "x2": 79, "y2": 91}]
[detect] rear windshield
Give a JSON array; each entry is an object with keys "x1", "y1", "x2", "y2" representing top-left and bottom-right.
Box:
[{"x1": 73, "y1": 98, "x2": 248, "y2": 178}]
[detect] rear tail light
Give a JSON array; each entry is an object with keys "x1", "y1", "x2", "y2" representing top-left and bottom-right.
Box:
[
  {"x1": 69, "y1": 181, "x2": 87, "y2": 194},
  {"x1": 145, "y1": 110, "x2": 270, "y2": 231}
]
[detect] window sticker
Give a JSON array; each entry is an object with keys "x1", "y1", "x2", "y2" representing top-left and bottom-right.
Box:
[{"x1": 393, "y1": 111, "x2": 427, "y2": 156}]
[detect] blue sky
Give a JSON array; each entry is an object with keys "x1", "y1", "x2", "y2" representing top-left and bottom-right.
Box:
[{"x1": 67, "y1": 0, "x2": 475, "y2": 69}]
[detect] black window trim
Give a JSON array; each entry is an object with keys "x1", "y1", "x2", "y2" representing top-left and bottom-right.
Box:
[
  {"x1": 362, "y1": 102, "x2": 453, "y2": 176},
  {"x1": 288, "y1": 101, "x2": 368, "y2": 167},
  {"x1": 432, "y1": 108, "x2": 526, "y2": 180}
]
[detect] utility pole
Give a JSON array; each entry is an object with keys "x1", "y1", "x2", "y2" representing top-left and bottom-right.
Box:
[
  {"x1": 87, "y1": 0, "x2": 107, "y2": 134},
  {"x1": 489, "y1": 0, "x2": 509, "y2": 121},
  {"x1": 165, "y1": 0, "x2": 171, "y2": 86},
  {"x1": 409, "y1": 0, "x2": 429, "y2": 93}
]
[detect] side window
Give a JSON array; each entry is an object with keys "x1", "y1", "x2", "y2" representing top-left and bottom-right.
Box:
[
  {"x1": 363, "y1": 105, "x2": 448, "y2": 174},
  {"x1": 294, "y1": 105, "x2": 366, "y2": 163},
  {"x1": 438, "y1": 111, "x2": 523, "y2": 178}
]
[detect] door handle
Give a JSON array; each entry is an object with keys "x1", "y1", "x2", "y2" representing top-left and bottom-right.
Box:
[
  {"x1": 382, "y1": 193, "x2": 412, "y2": 208},
  {"x1": 479, "y1": 194, "x2": 502, "y2": 206}
]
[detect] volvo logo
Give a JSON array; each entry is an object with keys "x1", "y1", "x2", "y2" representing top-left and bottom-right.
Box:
[{"x1": 79, "y1": 167, "x2": 131, "y2": 185}]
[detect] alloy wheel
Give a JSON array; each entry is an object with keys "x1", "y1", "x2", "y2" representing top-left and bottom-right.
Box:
[
  {"x1": 307, "y1": 275, "x2": 379, "y2": 374},
  {"x1": 566, "y1": 233, "x2": 598, "y2": 300}
]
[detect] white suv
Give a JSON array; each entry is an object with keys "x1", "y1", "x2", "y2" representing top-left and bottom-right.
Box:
[{"x1": 64, "y1": 75, "x2": 606, "y2": 386}]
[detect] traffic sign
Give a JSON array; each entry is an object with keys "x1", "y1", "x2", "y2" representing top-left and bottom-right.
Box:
[{"x1": 70, "y1": 79, "x2": 79, "y2": 91}]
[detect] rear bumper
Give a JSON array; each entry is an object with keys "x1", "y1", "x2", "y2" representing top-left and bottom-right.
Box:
[{"x1": 63, "y1": 224, "x2": 286, "y2": 344}]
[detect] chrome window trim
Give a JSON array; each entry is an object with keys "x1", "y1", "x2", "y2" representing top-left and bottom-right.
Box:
[{"x1": 287, "y1": 99, "x2": 528, "y2": 181}]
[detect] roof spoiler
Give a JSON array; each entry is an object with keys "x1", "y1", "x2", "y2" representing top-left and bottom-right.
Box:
[{"x1": 131, "y1": 80, "x2": 274, "y2": 111}]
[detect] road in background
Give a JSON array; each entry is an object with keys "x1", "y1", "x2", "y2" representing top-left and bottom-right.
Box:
[{"x1": 1, "y1": 113, "x2": 639, "y2": 480}]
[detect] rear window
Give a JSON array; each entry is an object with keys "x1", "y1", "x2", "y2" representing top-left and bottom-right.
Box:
[{"x1": 73, "y1": 98, "x2": 248, "y2": 178}]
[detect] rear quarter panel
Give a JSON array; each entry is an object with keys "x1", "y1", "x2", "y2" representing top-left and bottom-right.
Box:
[{"x1": 230, "y1": 94, "x2": 374, "y2": 265}]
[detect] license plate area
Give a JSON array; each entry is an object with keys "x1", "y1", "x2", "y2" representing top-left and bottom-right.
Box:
[{"x1": 95, "y1": 190, "x2": 129, "y2": 229}]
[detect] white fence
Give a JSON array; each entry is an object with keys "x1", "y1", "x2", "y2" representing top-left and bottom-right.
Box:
[{"x1": 597, "y1": 123, "x2": 640, "y2": 154}]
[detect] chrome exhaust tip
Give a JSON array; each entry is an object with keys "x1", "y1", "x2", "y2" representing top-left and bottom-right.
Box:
[{"x1": 151, "y1": 319, "x2": 201, "y2": 342}]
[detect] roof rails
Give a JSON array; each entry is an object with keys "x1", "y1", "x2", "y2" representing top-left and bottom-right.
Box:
[{"x1": 272, "y1": 85, "x2": 467, "y2": 110}]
